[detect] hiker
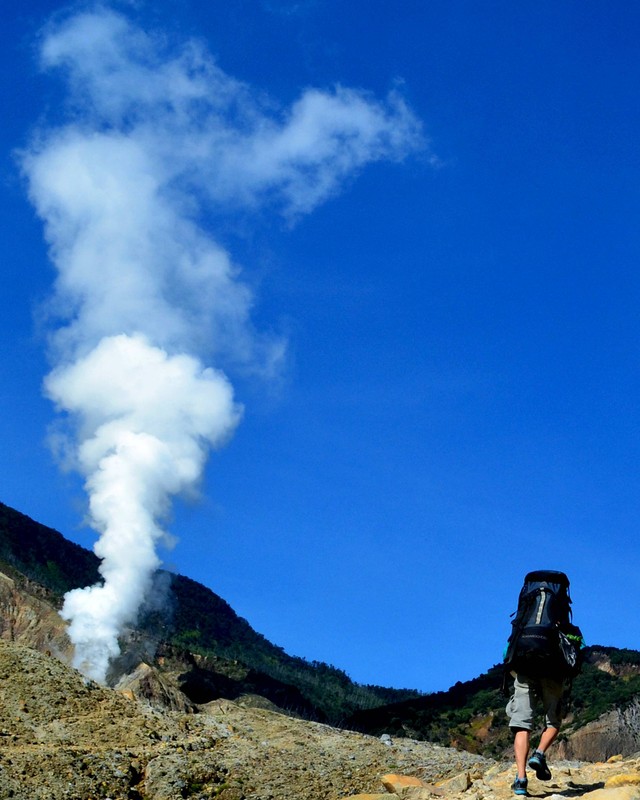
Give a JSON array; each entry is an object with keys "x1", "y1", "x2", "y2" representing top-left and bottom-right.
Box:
[{"x1": 503, "y1": 570, "x2": 584, "y2": 797}]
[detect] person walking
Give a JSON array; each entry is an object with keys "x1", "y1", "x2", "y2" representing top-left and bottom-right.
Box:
[{"x1": 503, "y1": 570, "x2": 584, "y2": 797}]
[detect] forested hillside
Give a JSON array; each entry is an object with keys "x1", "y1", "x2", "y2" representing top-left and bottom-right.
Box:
[
  {"x1": 347, "y1": 648, "x2": 640, "y2": 757},
  {"x1": 0, "y1": 501, "x2": 420, "y2": 723}
]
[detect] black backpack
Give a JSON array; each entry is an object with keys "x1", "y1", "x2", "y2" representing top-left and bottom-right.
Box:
[{"x1": 504, "y1": 570, "x2": 583, "y2": 679}]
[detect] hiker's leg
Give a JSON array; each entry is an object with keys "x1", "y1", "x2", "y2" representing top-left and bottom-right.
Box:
[
  {"x1": 539, "y1": 678, "x2": 565, "y2": 734},
  {"x1": 506, "y1": 675, "x2": 535, "y2": 779},
  {"x1": 537, "y1": 725, "x2": 558, "y2": 753},
  {"x1": 514, "y1": 729, "x2": 531, "y2": 778},
  {"x1": 528, "y1": 727, "x2": 555, "y2": 782}
]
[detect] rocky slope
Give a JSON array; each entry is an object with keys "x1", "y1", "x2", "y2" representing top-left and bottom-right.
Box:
[
  {"x1": 4, "y1": 546, "x2": 640, "y2": 772},
  {"x1": 556, "y1": 699, "x2": 640, "y2": 762},
  {"x1": 0, "y1": 500, "x2": 421, "y2": 725},
  {"x1": 0, "y1": 570, "x2": 71, "y2": 658},
  {"x1": 0, "y1": 638, "x2": 491, "y2": 799},
  {"x1": 0, "y1": 503, "x2": 640, "y2": 780},
  {"x1": 1, "y1": 638, "x2": 640, "y2": 800},
  {"x1": 1, "y1": 559, "x2": 640, "y2": 798}
]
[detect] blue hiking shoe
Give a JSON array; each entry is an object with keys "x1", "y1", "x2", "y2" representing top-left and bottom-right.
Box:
[
  {"x1": 528, "y1": 750, "x2": 552, "y2": 781},
  {"x1": 512, "y1": 776, "x2": 528, "y2": 796}
]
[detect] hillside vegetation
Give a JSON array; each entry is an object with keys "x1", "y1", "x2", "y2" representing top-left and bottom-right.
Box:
[{"x1": 346, "y1": 650, "x2": 640, "y2": 757}]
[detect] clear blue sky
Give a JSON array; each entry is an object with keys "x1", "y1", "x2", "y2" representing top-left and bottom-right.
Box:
[{"x1": 1, "y1": 0, "x2": 640, "y2": 692}]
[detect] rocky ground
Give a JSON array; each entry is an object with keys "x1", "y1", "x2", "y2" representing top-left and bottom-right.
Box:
[
  {"x1": 0, "y1": 641, "x2": 638, "y2": 800},
  {"x1": 0, "y1": 568, "x2": 639, "y2": 799},
  {"x1": 0, "y1": 639, "x2": 489, "y2": 799}
]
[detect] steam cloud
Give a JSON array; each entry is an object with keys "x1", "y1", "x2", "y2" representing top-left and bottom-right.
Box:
[{"x1": 23, "y1": 6, "x2": 424, "y2": 683}]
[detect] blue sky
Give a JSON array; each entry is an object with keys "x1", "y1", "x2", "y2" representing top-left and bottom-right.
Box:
[{"x1": 2, "y1": 0, "x2": 640, "y2": 691}]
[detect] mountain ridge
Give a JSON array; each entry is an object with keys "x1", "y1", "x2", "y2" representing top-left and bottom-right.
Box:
[
  {"x1": 0, "y1": 500, "x2": 421, "y2": 724},
  {"x1": 2, "y1": 499, "x2": 640, "y2": 764}
]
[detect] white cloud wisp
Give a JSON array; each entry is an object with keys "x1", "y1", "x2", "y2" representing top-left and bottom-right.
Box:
[{"x1": 23, "y1": 6, "x2": 424, "y2": 683}]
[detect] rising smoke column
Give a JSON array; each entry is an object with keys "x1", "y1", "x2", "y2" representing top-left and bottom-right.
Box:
[{"x1": 23, "y1": 6, "x2": 424, "y2": 683}]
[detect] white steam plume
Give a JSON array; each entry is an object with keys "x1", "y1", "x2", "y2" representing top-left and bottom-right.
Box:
[{"x1": 23, "y1": 6, "x2": 424, "y2": 683}]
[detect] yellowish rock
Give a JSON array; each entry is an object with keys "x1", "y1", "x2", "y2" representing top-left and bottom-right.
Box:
[
  {"x1": 482, "y1": 764, "x2": 503, "y2": 780},
  {"x1": 382, "y1": 774, "x2": 428, "y2": 792},
  {"x1": 608, "y1": 756, "x2": 625, "y2": 764},
  {"x1": 403, "y1": 788, "x2": 443, "y2": 799},
  {"x1": 435, "y1": 771, "x2": 471, "y2": 794},
  {"x1": 606, "y1": 774, "x2": 640, "y2": 788},
  {"x1": 584, "y1": 786, "x2": 640, "y2": 800},
  {"x1": 380, "y1": 775, "x2": 444, "y2": 799}
]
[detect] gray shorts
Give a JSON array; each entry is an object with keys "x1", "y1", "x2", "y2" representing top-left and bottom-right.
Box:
[{"x1": 505, "y1": 674, "x2": 565, "y2": 730}]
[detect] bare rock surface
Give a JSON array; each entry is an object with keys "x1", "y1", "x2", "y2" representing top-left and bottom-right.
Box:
[
  {"x1": 115, "y1": 661, "x2": 197, "y2": 714},
  {"x1": 0, "y1": 639, "x2": 491, "y2": 799},
  {"x1": 0, "y1": 571, "x2": 71, "y2": 658},
  {"x1": 0, "y1": 640, "x2": 639, "y2": 800},
  {"x1": 556, "y1": 700, "x2": 640, "y2": 762}
]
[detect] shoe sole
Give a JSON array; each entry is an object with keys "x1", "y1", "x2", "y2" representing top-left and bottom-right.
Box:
[{"x1": 528, "y1": 757, "x2": 551, "y2": 781}]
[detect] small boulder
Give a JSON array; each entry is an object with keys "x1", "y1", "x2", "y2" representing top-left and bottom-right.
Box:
[
  {"x1": 382, "y1": 774, "x2": 428, "y2": 792},
  {"x1": 583, "y1": 787, "x2": 640, "y2": 800},
  {"x1": 435, "y1": 771, "x2": 471, "y2": 794},
  {"x1": 606, "y1": 775, "x2": 640, "y2": 789}
]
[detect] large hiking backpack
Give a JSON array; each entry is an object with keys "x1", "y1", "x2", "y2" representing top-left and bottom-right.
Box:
[{"x1": 504, "y1": 570, "x2": 583, "y2": 680}]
